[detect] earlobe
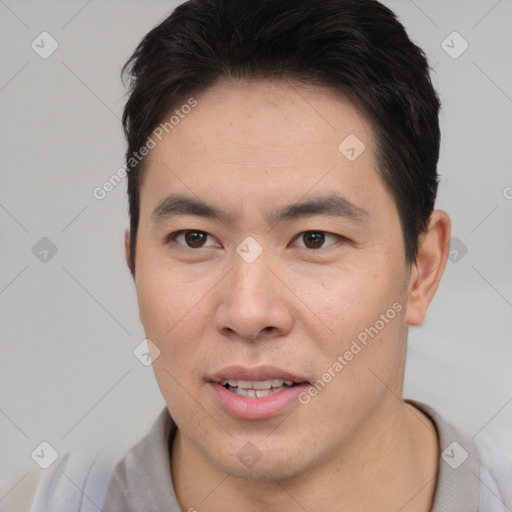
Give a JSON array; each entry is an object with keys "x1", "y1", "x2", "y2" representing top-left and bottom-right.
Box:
[
  {"x1": 405, "y1": 210, "x2": 451, "y2": 326},
  {"x1": 124, "y1": 229, "x2": 134, "y2": 277}
]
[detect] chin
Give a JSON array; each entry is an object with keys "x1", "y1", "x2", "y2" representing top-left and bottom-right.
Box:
[
  {"x1": 223, "y1": 459, "x2": 308, "y2": 481},
  {"x1": 202, "y1": 440, "x2": 317, "y2": 482}
]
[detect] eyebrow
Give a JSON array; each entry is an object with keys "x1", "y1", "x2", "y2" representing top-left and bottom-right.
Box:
[{"x1": 150, "y1": 193, "x2": 369, "y2": 225}]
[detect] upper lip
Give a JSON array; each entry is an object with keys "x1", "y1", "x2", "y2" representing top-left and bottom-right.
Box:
[{"x1": 208, "y1": 365, "x2": 310, "y2": 383}]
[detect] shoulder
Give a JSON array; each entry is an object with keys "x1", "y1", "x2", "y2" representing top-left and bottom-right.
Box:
[
  {"x1": 0, "y1": 442, "x2": 127, "y2": 512},
  {"x1": 473, "y1": 423, "x2": 512, "y2": 511},
  {"x1": 408, "y1": 398, "x2": 512, "y2": 511},
  {"x1": 0, "y1": 468, "x2": 43, "y2": 512}
]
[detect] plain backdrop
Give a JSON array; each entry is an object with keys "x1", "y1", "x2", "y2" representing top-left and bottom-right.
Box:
[{"x1": 0, "y1": 0, "x2": 511, "y2": 479}]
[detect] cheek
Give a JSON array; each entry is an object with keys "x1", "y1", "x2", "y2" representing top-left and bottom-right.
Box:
[
  {"x1": 298, "y1": 256, "x2": 407, "y2": 373},
  {"x1": 301, "y1": 280, "x2": 407, "y2": 427},
  {"x1": 135, "y1": 264, "x2": 209, "y2": 358},
  {"x1": 137, "y1": 268, "x2": 210, "y2": 416},
  {"x1": 301, "y1": 261, "x2": 399, "y2": 329}
]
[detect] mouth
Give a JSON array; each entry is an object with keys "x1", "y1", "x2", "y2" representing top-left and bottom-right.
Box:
[
  {"x1": 220, "y1": 379, "x2": 304, "y2": 398},
  {"x1": 208, "y1": 366, "x2": 311, "y2": 420}
]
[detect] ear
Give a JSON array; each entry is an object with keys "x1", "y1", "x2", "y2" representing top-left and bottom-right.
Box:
[
  {"x1": 124, "y1": 228, "x2": 134, "y2": 278},
  {"x1": 405, "y1": 210, "x2": 451, "y2": 326}
]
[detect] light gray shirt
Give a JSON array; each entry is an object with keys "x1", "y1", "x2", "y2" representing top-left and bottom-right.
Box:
[{"x1": 101, "y1": 400, "x2": 484, "y2": 511}]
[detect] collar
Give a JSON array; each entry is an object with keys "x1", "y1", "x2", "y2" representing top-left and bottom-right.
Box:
[{"x1": 103, "y1": 400, "x2": 480, "y2": 512}]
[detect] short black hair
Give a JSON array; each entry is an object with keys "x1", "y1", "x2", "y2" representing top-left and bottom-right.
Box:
[{"x1": 121, "y1": 0, "x2": 440, "y2": 276}]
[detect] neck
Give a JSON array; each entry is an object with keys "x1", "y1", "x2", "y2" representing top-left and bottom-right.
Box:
[{"x1": 171, "y1": 399, "x2": 439, "y2": 512}]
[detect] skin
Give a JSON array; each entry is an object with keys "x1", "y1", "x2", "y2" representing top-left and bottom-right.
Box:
[{"x1": 124, "y1": 78, "x2": 451, "y2": 511}]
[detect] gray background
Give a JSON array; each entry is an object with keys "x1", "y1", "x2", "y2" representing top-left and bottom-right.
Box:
[{"x1": 0, "y1": 0, "x2": 511, "y2": 479}]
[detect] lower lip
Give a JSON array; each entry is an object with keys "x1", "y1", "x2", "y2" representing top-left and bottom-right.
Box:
[{"x1": 209, "y1": 382, "x2": 309, "y2": 420}]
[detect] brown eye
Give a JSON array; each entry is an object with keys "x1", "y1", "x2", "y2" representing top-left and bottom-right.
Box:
[
  {"x1": 303, "y1": 231, "x2": 325, "y2": 249},
  {"x1": 183, "y1": 231, "x2": 207, "y2": 248},
  {"x1": 295, "y1": 231, "x2": 340, "y2": 250},
  {"x1": 166, "y1": 230, "x2": 217, "y2": 249}
]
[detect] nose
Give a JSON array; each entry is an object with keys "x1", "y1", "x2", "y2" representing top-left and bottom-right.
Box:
[{"x1": 213, "y1": 253, "x2": 294, "y2": 342}]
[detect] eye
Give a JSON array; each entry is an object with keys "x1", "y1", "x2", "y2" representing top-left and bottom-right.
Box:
[
  {"x1": 165, "y1": 230, "x2": 218, "y2": 249},
  {"x1": 293, "y1": 231, "x2": 341, "y2": 250}
]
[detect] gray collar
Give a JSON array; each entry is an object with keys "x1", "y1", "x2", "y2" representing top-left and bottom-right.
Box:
[
  {"x1": 103, "y1": 400, "x2": 480, "y2": 512},
  {"x1": 102, "y1": 407, "x2": 180, "y2": 512},
  {"x1": 406, "y1": 399, "x2": 480, "y2": 512}
]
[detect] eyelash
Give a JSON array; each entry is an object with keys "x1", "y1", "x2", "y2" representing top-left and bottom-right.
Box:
[{"x1": 164, "y1": 230, "x2": 344, "y2": 251}]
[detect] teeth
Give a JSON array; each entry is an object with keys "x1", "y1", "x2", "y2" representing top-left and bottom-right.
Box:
[
  {"x1": 220, "y1": 379, "x2": 295, "y2": 390},
  {"x1": 231, "y1": 387, "x2": 285, "y2": 398}
]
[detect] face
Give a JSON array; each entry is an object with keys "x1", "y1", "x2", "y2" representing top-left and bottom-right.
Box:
[{"x1": 130, "y1": 78, "x2": 416, "y2": 480}]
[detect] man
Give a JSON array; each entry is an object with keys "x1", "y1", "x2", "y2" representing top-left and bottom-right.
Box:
[{"x1": 1, "y1": 0, "x2": 507, "y2": 510}]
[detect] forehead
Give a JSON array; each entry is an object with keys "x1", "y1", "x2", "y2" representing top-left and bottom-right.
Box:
[
  {"x1": 138, "y1": 78, "x2": 392, "y2": 222},
  {"x1": 160, "y1": 77, "x2": 375, "y2": 159}
]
